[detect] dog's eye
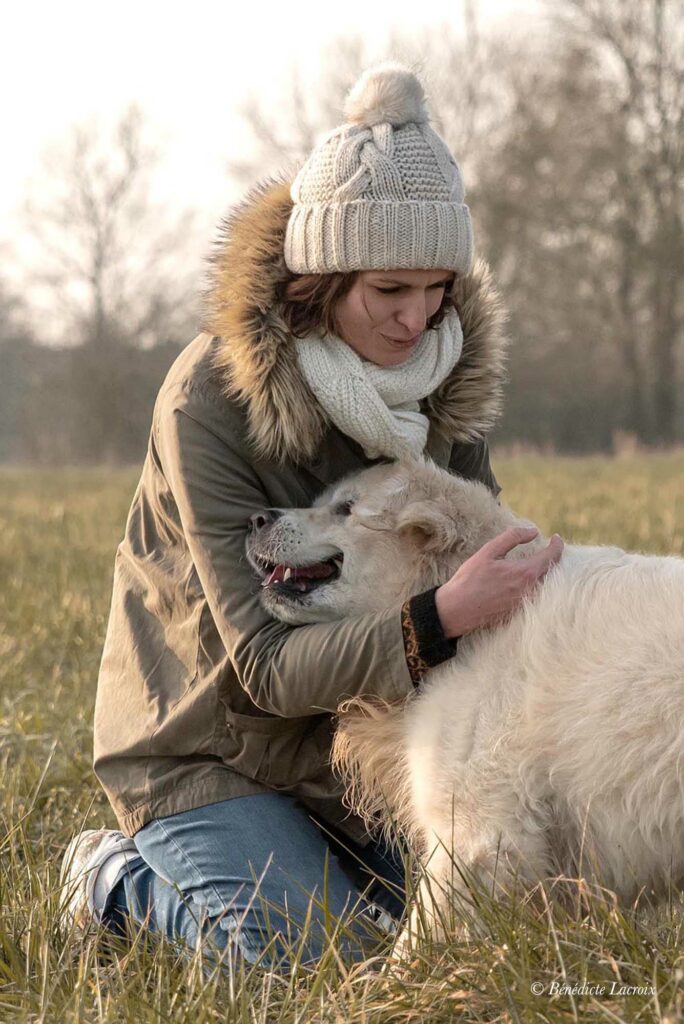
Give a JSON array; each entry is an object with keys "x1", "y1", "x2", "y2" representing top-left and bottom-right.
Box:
[{"x1": 334, "y1": 500, "x2": 354, "y2": 517}]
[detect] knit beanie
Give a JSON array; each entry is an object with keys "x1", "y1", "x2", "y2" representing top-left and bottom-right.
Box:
[{"x1": 283, "y1": 61, "x2": 473, "y2": 275}]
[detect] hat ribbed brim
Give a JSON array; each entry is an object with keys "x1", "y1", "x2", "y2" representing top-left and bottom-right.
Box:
[{"x1": 284, "y1": 200, "x2": 474, "y2": 274}]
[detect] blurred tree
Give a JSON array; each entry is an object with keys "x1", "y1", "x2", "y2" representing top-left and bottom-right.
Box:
[
  {"x1": 23, "y1": 104, "x2": 201, "y2": 350},
  {"x1": 225, "y1": 35, "x2": 374, "y2": 187},
  {"x1": 0, "y1": 276, "x2": 35, "y2": 462},
  {"x1": 480, "y1": 0, "x2": 683, "y2": 448},
  {"x1": 474, "y1": 40, "x2": 635, "y2": 450},
  {"x1": 18, "y1": 106, "x2": 202, "y2": 462},
  {"x1": 556, "y1": 0, "x2": 684, "y2": 443}
]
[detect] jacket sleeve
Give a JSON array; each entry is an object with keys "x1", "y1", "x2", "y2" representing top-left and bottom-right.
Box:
[{"x1": 155, "y1": 380, "x2": 417, "y2": 718}]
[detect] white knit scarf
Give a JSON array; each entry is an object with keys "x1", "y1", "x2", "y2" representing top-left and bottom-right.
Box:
[{"x1": 294, "y1": 309, "x2": 464, "y2": 459}]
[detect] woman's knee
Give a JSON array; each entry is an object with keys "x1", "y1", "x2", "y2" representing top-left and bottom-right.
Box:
[
  {"x1": 103, "y1": 847, "x2": 383, "y2": 970},
  {"x1": 103, "y1": 796, "x2": 400, "y2": 968}
]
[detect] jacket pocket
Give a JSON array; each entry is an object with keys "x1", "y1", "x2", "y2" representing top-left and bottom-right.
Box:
[{"x1": 219, "y1": 709, "x2": 333, "y2": 790}]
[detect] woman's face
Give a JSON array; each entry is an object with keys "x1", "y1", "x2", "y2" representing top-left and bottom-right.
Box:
[{"x1": 333, "y1": 268, "x2": 454, "y2": 367}]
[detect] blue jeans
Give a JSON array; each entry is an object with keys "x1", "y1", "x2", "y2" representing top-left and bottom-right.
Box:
[{"x1": 103, "y1": 794, "x2": 408, "y2": 971}]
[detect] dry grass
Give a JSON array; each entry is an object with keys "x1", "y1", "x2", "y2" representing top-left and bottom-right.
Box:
[{"x1": 2, "y1": 455, "x2": 684, "y2": 1022}]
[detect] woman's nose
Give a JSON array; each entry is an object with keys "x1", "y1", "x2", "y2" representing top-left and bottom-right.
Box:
[{"x1": 396, "y1": 298, "x2": 428, "y2": 334}]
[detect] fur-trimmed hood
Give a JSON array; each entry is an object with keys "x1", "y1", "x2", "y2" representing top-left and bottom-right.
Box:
[{"x1": 202, "y1": 173, "x2": 508, "y2": 466}]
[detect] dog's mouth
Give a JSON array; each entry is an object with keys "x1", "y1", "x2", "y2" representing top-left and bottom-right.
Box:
[{"x1": 252, "y1": 553, "x2": 344, "y2": 597}]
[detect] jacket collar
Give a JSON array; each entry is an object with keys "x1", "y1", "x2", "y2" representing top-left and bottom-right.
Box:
[{"x1": 202, "y1": 172, "x2": 509, "y2": 468}]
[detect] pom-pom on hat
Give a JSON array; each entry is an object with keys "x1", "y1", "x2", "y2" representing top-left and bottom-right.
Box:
[
  {"x1": 343, "y1": 63, "x2": 430, "y2": 127},
  {"x1": 283, "y1": 61, "x2": 473, "y2": 275}
]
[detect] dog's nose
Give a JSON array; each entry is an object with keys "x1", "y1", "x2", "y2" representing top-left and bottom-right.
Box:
[{"x1": 249, "y1": 509, "x2": 281, "y2": 533}]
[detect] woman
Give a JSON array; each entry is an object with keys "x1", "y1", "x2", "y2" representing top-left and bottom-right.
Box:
[{"x1": 60, "y1": 62, "x2": 562, "y2": 970}]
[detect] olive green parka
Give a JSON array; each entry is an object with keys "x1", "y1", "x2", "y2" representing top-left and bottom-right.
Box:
[{"x1": 93, "y1": 174, "x2": 508, "y2": 843}]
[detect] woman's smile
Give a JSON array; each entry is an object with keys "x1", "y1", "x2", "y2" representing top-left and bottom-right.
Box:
[{"x1": 380, "y1": 332, "x2": 421, "y2": 345}]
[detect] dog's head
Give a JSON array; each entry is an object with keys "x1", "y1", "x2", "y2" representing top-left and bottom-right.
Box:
[{"x1": 246, "y1": 455, "x2": 520, "y2": 625}]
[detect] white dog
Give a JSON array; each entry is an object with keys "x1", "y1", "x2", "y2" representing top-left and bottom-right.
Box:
[{"x1": 246, "y1": 455, "x2": 684, "y2": 946}]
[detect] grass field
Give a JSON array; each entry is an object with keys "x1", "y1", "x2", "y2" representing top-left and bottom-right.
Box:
[{"x1": 2, "y1": 454, "x2": 684, "y2": 1022}]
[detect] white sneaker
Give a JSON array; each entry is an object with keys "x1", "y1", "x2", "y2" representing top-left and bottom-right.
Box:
[
  {"x1": 361, "y1": 901, "x2": 400, "y2": 936},
  {"x1": 59, "y1": 828, "x2": 141, "y2": 936}
]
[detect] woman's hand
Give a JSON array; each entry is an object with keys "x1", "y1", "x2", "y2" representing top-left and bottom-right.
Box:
[{"x1": 435, "y1": 526, "x2": 564, "y2": 638}]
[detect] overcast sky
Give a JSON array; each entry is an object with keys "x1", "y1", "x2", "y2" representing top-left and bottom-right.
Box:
[{"x1": 3, "y1": 0, "x2": 541, "y2": 234}]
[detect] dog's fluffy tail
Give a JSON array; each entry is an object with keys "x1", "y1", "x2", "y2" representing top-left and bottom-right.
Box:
[{"x1": 331, "y1": 695, "x2": 417, "y2": 848}]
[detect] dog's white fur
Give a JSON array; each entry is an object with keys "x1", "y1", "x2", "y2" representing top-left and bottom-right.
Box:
[{"x1": 247, "y1": 456, "x2": 684, "y2": 947}]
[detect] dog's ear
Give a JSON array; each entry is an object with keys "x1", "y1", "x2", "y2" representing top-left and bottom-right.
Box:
[
  {"x1": 353, "y1": 468, "x2": 410, "y2": 529},
  {"x1": 396, "y1": 500, "x2": 465, "y2": 553}
]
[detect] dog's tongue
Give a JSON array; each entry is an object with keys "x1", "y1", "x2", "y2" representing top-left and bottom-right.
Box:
[{"x1": 262, "y1": 561, "x2": 335, "y2": 588}]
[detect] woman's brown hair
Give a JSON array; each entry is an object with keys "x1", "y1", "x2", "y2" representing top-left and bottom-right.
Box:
[{"x1": 277, "y1": 270, "x2": 458, "y2": 339}]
